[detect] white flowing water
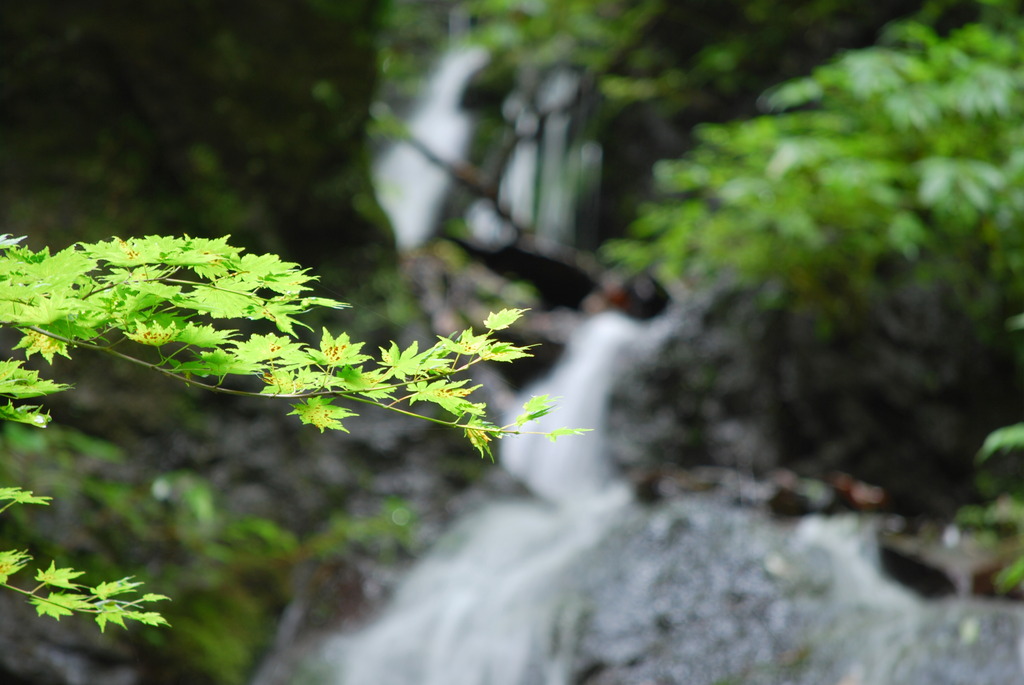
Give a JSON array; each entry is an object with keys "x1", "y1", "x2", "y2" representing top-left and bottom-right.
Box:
[
  {"x1": 501, "y1": 312, "x2": 643, "y2": 502},
  {"x1": 330, "y1": 37, "x2": 646, "y2": 681},
  {"x1": 298, "y1": 39, "x2": 1024, "y2": 685},
  {"x1": 317, "y1": 311, "x2": 643, "y2": 685},
  {"x1": 323, "y1": 489, "x2": 630, "y2": 685},
  {"x1": 468, "y1": 67, "x2": 601, "y2": 247},
  {"x1": 304, "y1": 308, "x2": 1024, "y2": 684},
  {"x1": 790, "y1": 515, "x2": 1024, "y2": 684},
  {"x1": 374, "y1": 46, "x2": 488, "y2": 250}
]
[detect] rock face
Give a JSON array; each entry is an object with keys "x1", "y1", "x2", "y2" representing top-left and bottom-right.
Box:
[
  {"x1": 609, "y1": 281, "x2": 1021, "y2": 516},
  {"x1": 573, "y1": 492, "x2": 1024, "y2": 685},
  {"x1": 282, "y1": 482, "x2": 1024, "y2": 685}
]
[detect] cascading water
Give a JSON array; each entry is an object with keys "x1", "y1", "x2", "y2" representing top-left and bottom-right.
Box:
[
  {"x1": 500, "y1": 313, "x2": 641, "y2": 502},
  {"x1": 284, "y1": 36, "x2": 1024, "y2": 685},
  {"x1": 312, "y1": 312, "x2": 644, "y2": 685},
  {"x1": 296, "y1": 302, "x2": 1024, "y2": 684},
  {"x1": 304, "y1": 37, "x2": 649, "y2": 682},
  {"x1": 374, "y1": 45, "x2": 488, "y2": 250},
  {"x1": 467, "y1": 66, "x2": 602, "y2": 248}
]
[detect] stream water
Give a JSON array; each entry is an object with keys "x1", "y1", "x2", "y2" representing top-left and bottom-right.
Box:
[
  {"x1": 297, "y1": 302, "x2": 1024, "y2": 684},
  {"x1": 310, "y1": 312, "x2": 643, "y2": 685},
  {"x1": 374, "y1": 45, "x2": 488, "y2": 250},
  {"x1": 291, "y1": 40, "x2": 1024, "y2": 685}
]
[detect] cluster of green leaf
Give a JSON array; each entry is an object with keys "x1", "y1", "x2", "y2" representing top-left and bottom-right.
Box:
[
  {"x1": 0, "y1": 487, "x2": 168, "y2": 630},
  {"x1": 0, "y1": 232, "x2": 580, "y2": 636},
  {"x1": 964, "y1": 421, "x2": 1024, "y2": 588},
  {"x1": 608, "y1": 14, "x2": 1024, "y2": 323},
  {"x1": 604, "y1": 3, "x2": 1024, "y2": 589},
  {"x1": 0, "y1": 233, "x2": 579, "y2": 454}
]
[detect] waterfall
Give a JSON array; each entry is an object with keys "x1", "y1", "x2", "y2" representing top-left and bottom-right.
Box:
[
  {"x1": 312, "y1": 311, "x2": 644, "y2": 685},
  {"x1": 282, "y1": 33, "x2": 1024, "y2": 685},
  {"x1": 468, "y1": 67, "x2": 602, "y2": 248},
  {"x1": 319, "y1": 38, "x2": 643, "y2": 682},
  {"x1": 297, "y1": 305, "x2": 1024, "y2": 684},
  {"x1": 320, "y1": 491, "x2": 629, "y2": 685},
  {"x1": 500, "y1": 312, "x2": 643, "y2": 502},
  {"x1": 374, "y1": 46, "x2": 488, "y2": 250}
]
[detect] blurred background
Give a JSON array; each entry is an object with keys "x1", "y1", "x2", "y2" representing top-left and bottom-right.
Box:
[{"x1": 4, "y1": 1, "x2": 1024, "y2": 683}]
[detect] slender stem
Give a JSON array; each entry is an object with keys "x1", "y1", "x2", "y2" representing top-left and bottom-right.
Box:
[
  {"x1": 0, "y1": 582, "x2": 37, "y2": 599},
  {"x1": 0, "y1": 580, "x2": 151, "y2": 615},
  {"x1": 20, "y1": 326, "x2": 532, "y2": 436}
]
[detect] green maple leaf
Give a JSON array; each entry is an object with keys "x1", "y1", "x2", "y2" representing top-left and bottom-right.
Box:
[
  {"x1": 14, "y1": 329, "x2": 73, "y2": 364},
  {"x1": 480, "y1": 342, "x2": 532, "y2": 363},
  {"x1": 79, "y1": 236, "x2": 156, "y2": 267},
  {"x1": 259, "y1": 368, "x2": 321, "y2": 395},
  {"x1": 93, "y1": 589, "x2": 168, "y2": 632},
  {"x1": 170, "y1": 349, "x2": 258, "y2": 378},
  {"x1": 36, "y1": 561, "x2": 85, "y2": 589},
  {"x1": 156, "y1": 235, "x2": 239, "y2": 271},
  {"x1": 409, "y1": 379, "x2": 485, "y2": 417},
  {"x1": 515, "y1": 394, "x2": 557, "y2": 427},
  {"x1": 140, "y1": 593, "x2": 171, "y2": 603},
  {"x1": 484, "y1": 308, "x2": 527, "y2": 331},
  {"x1": 176, "y1": 287, "x2": 259, "y2": 319},
  {"x1": 0, "y1": 401, "x2": 53, "y2": 428},
  {"x1": 120, "y1": 610, "x2": 170, "y2": 628},
  {"x1": 288, "y1": 397, "x2": 356, "y2": 432},
  {"x1": 223, "y1": 252, "x2": 314, "y2": 294},
  {"x1": 379, "y1": 341, "x2": 431, "y2": 380},
  {"x1": 463, "y1": 419, "x2": 500, "y2": 460},
  {"x1": 173, "y1": 322, "x2": 237, "y2": 348},
  {"x1": 9, "y1": 246, "x2": 95, "y2": 295},
  {"x1": 437, "y1": 329, "x2": 491, "y2": 356},
  {"x1": 299, "y1": 296, "x2": 348, "y2": 310},
  {"x1": 232, "y1": 333, "x2": 306, "y2": 365},
  {"x1": 0, "y1": 360, "x2": 71, "y2": 397},
  {"x1": 235, "y1": 252, "x2": 300, "y2": 278},
  {"x1": 31, "y1": 592, "x2": 92, "y2": 620},
  {"x1": 307, "y1": 329, "x2": 369, "y2": 367},
  {"x1": 95, "y1": 608, "x2": 127, "y2": 632},
  {"x1": 6, "y1": 294, "x2": 72, "y2": 327},
  {"x1": 254, "y1": 298, "x2": 312, "y2": 335},
  {"x1": 0, "y1": 549, "x2": 32, "y2": 583},
  {"x1": 92, "y1": 577, "x2": 143, "y2": 600},
  {"x1": 0, "y1": 487, "x2": 52, "y2": 507},
  {"x1": 131, "y1": 279, "x2": 183, "y2": 301},
  {"x1": 335, "y1": 366, "x2": 393, "y2": 399},
  {"x1": 546, "y1": 427, "x2": 591, "y2": 442},
  {"x1": 125, "y1": 320, "x2": 181, "y2": 346}
]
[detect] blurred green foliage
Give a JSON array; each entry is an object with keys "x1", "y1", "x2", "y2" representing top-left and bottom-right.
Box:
[
  {"x1": 0, "y1": 0, "x2": 393, "y2": 294},
  {"x1": 0, "y1": 422, "x2": 414, "y2": 684},
  {"x1": 466, "y1": 0, "x2": 927, "y2": 117},
  {"x1": 600, "y1": 1, "x2": 1024, "y2": 586},
  {"x1": 608, "y1": 11, "x2": 1024, "y2": 326}
]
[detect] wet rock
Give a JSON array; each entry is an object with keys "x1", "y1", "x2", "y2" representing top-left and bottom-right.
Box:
[
  {"x1": 571, "y1": 493, "x2": 1024, "y2": 685},
  {"x1": 766, "y1": 469, "x2": 836, "y2": 516},
  {"x1": 628, "y1": 465, "x2": 720, "y2": 504},
  {"x1": 608, "y1": 280, "x2": 1020, "y2": 517}
]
